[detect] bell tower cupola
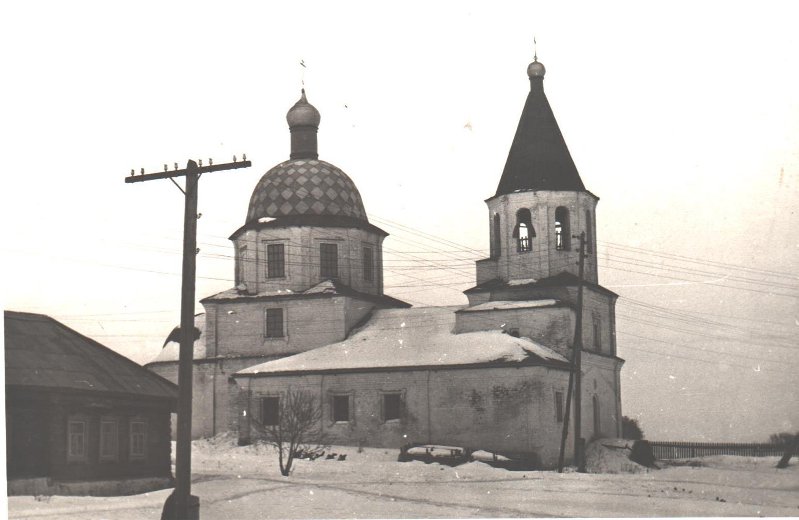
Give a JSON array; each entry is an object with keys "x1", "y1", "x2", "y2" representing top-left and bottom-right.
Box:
[{"x1": 475, "y1": 55, "x2": 600, "y2": 289}]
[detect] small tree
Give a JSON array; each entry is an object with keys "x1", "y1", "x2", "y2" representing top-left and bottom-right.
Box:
[
  {"x1": 769, "y1": 432, "x2": 798, "y2": 446},
  {"x1": 251, "y1": 390, "x2": 325, "y2": 476},
  {"x1": 622, "y1": 416, "x2": 644, "y2": 440}
]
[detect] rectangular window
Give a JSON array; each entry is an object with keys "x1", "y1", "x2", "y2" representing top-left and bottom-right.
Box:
[
  {"x1": 332, "y1": 395, "x2": 350, "y2": 422},
  {"x1": 362, "y1": 246, "x2": 374, "y2": 282},
  {"x1": 554, "y1": 391, "x2": 564, "y2": 423},
  {"x1": 265, "y1": 308, "x2": 284, "y2": 338},
  {"x1": 67, "y1": 420, "x2": 87, "y2": 461},
  {"x1": 130, "y1": 420, "x2": 147, "y2": 459},
  {"x1": 237, "y1": 246, "x2": 247, "y2": 284},
  {"x1": 320, "y1": 243, "x2": 338, "y2": 279},
  {"x1": 260, "y1": 397, "x2": 280, "y2": 427},
  {"x1": 266, "y1": 243, "x2": 285, "y2": 278},
  {"x1": 593, "y1": 318, "x2": 602, "y2": 352},
  {"x1": 99, "y1": 419, "x2": 118, "y2": 461},
  {"x1": 382, "y1": 393, "x2": 402, "y2": 422},
  {"x1": 585, "y1": 210, "x2": 594, "y2": 254}
]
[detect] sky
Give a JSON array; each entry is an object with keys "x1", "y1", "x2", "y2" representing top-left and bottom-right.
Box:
[{"x1": 1, "y1": 1, "x2": 797, "y2": 442}]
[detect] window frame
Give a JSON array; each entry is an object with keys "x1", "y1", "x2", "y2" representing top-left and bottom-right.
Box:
[
  {"x1": 555, "y1": 206, "x2": 571, "y2": 251},
  {"x1": 362, "y1": 245, "x2": 374, "y2": 282},
  {"x1": 99, "y1": 417, "x2": 119, "y2": 462},
  {"x1": 265, "y1": 242, "x2": 286, "y2": 279},
  {"x1": 331, "y1": 393, "x2": 351, "y2": 423},
  {"x1": 593, "y1": 316, "x2": 602, "y2": 352},
  {"x1": 264, "y1": 307, "x2": 285, "y2": 339},
  {"x1": 129, "y1": 418, "x2": 148, "y2": 460},
  {"x1": 67, "y1": 418, "x2": 88, "y2": 463},
  {"x1": 320, "y1": 243, "x2": 339, "y2": 279},
  {"x1": 260, "y1": 396, "x2": 281, "y2": 427},
  {"x1": 237, "y1": 245, "x2": 248, "y2": 284},
  {"x1": 554, "y1": 391, "x2": 565, "y2": 423},
  {"x1": 380, "y1": 391, "x2": 403, "y2": 422}
]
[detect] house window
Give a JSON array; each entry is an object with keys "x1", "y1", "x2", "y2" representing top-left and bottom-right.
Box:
[
  {"x1": 320, "y1": 243, "x2": 338, "y2": 279},
  {"x1": 593, "y1": 395, "x2": 601, "y2": 438},
  {"x1": 554, "y1": 391, "x2": 564, "y2": 423},
  {"x1": 237, "y1": 245, "x2": 247, "y2": 284},
  {"x1": 260, "y1": 397, "x2": 280, "y2": 427},
  {"x1": 130, "y1": 420, "x2": 147, "y2": 460},
  {"x1": 332, "y1": 395, "x2": 350, "y2": 422},
  {"x1": 265, "y1": 308, "x2": 284, "y2": 338},
  {"x1": 67, "y1": 420, "x2": 87, "y2": 462},
  {"x1": 266, "y1": 243, "x2": 285, "y2": 278},
  {"x1": 555, "y1": 207, "x2": 570, "y2": 251},
  {"x1": 585, "y1": 210, "x2": 593, "y2": 254},
  {"x1": 362, "y1": 246, "x2": 374, "y2": 282},
  {"x1": 382, "y1": 393, "x2": 402, "y2": 422},
  {"x1": 491, "y1": 214, "x2": 501, "y2": 258},
  {"x1": 99, "y1": 418, "x2": 118, "y2": 461},
  {"x1": 513, "y1": 208, "x2": 534, "y2": 252},
  {"x1": 593, "y1": 317, "x2": 602, "y2": 352}
]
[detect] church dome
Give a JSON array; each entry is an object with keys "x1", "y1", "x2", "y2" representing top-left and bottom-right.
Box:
[
  {"x1": 286, "y1": 89, "x2": 321, "y2": 127},
  {"x1": 246, "y1": 158, "x2": 368, "y2": 224}
]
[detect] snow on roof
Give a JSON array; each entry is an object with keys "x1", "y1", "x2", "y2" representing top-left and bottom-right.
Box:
[
  {"x1": 507, "y1": 278, "x2": 538, "y2": 286},
  {"x1": 236, "y1": 306, "x2": 568, "y2": 376},
  {"x1": 458, "y1": 299, "x2": 560, "y2": 312},
  {"x1": 149, "y1": 313, "x2": 206, "y2": 363}
]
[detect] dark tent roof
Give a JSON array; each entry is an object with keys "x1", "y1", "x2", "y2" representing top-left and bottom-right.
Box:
[
  {"x1": 494, "y1": 61, "x2": 585, "y2": 196},
  {"x1": 4, "y1": 311, "x2": 178, "y2": 401}
]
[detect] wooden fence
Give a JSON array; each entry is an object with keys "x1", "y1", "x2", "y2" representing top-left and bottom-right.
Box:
[{"x1": 649, "y1": 441, "x2": 787, "y2": 459}]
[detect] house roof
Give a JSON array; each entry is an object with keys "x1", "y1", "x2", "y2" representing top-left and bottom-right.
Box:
[
  {"x1": 4, "y1": 311, "x2": 178, "y2": 401},
  {"x1": 201, "y1": 279, "x2": 411, "y2": 308},
  {"x1": 463, "y1": 271, "x2": 619, "y2": 298},
  {"x1": 493, "y1": 59, "x2": 586, "y2": 197},
  {"x1": 229, "y1": 214, "x2": 388, "y2": 240},
  {"x1": 234, "y1": 305, "x2": 570, "y2": 378}
]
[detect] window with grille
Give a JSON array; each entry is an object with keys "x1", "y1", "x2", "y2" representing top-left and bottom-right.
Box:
[
  {"x1": 320, "y1": 243, "x2": 338, "y2": 278},
  {"x1": 266, "y1": 243, "x2": 285, "y2": 278},
  {"x1": 260, "y1": 397, "x2": 280, "y2": 426},
  {"x1": 332, "y1": 394, "x2": 350, "y2": 422},
  {"x1": 513, "y1": 209, "x2": 534, "y2": 252},
  {"x1": 555, "y1": 207, "x2": 570, "y2": 251},
  {"x1": 99, "y1": 419, "x2": 118, "y2": 461},
  {"x1": 362, "y1": 246, "x2": 374, "y2": 282},
  {"x1": 67, "y1": 420, "x2": 87, "y2": 461},
  {"x1": 265, "y1": 308, "x2": 284, "y2": 338},
  {"x1": 554, "y1": 391, "x2": 564, "y2": 423},
  {"x1": 382, "y1": 393, "x2": 402, "y2": 421},
  {"x1": 130, "y1": 420, "x2": 147, "y2": 459}
]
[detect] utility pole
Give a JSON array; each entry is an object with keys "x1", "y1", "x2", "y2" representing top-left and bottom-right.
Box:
[
  {"x1": 125, "y1": 157, "x2": 251, "y2": 520},
  {"x1": 573, "y1": 231, "x2": 587, "y2": 472}
]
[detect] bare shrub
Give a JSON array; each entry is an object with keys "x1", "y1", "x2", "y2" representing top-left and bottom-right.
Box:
[{"x1": 251, "y1": 389, "x2": 325, "y2": 476}]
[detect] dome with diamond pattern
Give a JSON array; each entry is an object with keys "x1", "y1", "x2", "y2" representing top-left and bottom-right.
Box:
[{"x1": 246, "y1": 158, "x2": 368, "y2": 224}]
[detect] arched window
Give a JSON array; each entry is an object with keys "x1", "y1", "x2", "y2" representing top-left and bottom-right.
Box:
[
  {"x1": 491, "y1": 214, "x2": 501, "y2": 258},
  {"x1": 585, "y1": 210, "x2": 593, "y2": 254},
  {"x1": 593, "y1": 395, "x2": 601, "y2": 438},
  {"x1": 555, "y1": 207, "x2": 570, "y2": 251},
  {"x1": 513, "y1": 209, "x2": 534, "y2": 252}
]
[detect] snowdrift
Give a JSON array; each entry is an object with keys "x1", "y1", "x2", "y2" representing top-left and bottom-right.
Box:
[{"x1": 584, "y1": 438, "x2": 651, "y2": 474}]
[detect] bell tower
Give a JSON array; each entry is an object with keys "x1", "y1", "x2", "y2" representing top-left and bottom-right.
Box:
[{"x1": 476, "y1": 56, "x2": 599, "y2": 287}]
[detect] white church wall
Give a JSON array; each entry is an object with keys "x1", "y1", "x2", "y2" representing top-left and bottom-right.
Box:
[
  {"x1": 454, "y1": 306, "x2": 574, "y2": 358},
  {"x1": 581, "y1": 353, "x2": 624, "y2": 439},
  {"x1": 236, "y1": 364, "x2": 574, "y2": 468}
]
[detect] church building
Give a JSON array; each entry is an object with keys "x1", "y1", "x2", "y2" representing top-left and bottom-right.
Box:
[{"x1": 147, "y1": 53, "x2": 624, "y2": 468}]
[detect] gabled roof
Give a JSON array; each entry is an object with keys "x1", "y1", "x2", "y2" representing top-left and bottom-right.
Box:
[
  {"x1": 201, "y1": 279, "x2": 410, "y2": 308},
  {"x1": 234, "y1": 306, "x2": 570, "y2": 377},
  {"x1": 464, "y1": 271, "x2": 618, "y2": 298},
  {"x1": 494, "y1": 61, "x2": 585, "y2": 197},
  {"x1": 4, "y1": 311, "x2": 178, "y2": 401}
]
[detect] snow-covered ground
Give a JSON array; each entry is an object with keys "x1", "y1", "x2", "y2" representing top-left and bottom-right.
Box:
[{"x1": 8, "y1": 435, "x2": 799, "y2": 518}]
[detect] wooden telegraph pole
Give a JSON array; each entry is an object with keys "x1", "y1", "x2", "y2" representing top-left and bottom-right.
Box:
[
  {"x1": 573, "y1": 231, "x2": 587, "y2": 472},
  {"x1": 557, "y1": 231, "x2": 587, "y2": 472},
  {"x1": 125, "y1": 157, "x2": 251, "y2": 520}
]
